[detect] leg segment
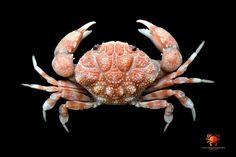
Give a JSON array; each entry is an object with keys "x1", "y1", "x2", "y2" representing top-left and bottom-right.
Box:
[
  {"x1": 146, "y1": 77, "x2": 214, "y2": 92},
  {"x1": 59, "y1": 101, "x2": 98, "y2": 132},
  {"x1": 133, "y1": 100, "x2": 174, "y2": 132},
  {"x1": 142, "y1": 89, "x2": 196, "y2": 121},
  {"x1": 22, "y1": 56, "x2": 94, "y2": 128},
  {"x1": 145, "y1": 41, "x2": 214, "y2": 93},
  {"x1": 42, "y1": 92, "x2": 61, "y2": 121}
]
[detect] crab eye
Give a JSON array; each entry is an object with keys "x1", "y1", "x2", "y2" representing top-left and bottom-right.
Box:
[
  {"x1": 129, "y1": 45, "x2": 137, "y2": 51},
  {"x1": 93, "y1": 44, "x2": 100, "y2": 50}
]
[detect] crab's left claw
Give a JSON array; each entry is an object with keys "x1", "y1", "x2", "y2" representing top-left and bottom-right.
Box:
[
  {"x1": 52, "y1": 21, "x2": 96, "y2": 77},
  {"x1": 137, "y1": 19, "x2": 182, "y2": 73}
]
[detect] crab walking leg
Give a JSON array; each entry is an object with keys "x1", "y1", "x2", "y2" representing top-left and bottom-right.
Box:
[
  {"x1": 52, "y1": 21, "x2": 96, "y2": 77},
  {"x1": 32, "y1": 55, "x2": 58, "y2": 85},
  {"x1": 42, "y1": 92, "x2": 61, "y2": 121},
  {"x1": 21, "y1": 84, "x2": 59, "y2": 92},
  {"x1": 167, "y1": 41, "x2": 206, "y2": 79},
  {"x1": 137, "y1": 100, "x2": 174, "y2": 132},
  {"x1": 59, "y1": 101, "x2": 97, "y2": 132},
  {"x1": 142, "y1": 89, "x2": 196, "y2": 121},
  {"x1": 146, "y1": 41, "x2": 214, "y2": 92},
  {"x1": 146, "y1": 77, "x2": 214, "y2": 92}
]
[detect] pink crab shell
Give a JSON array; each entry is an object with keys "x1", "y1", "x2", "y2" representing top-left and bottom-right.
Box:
[{"x1": 75, "y1": 41, "x2": 159, "y2": 104}]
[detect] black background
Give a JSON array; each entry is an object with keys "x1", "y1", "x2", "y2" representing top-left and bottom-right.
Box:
[{"x1": 6, "y1": 1, "x2": 231, "y2": 155}]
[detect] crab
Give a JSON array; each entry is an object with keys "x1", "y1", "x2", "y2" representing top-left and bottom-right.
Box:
[
  {"x1": 206, "y1": 134, "x2": 220, "y2": 146},
  {"x1": 22, "y1": 19, "x2": 214, "y2": 132}
]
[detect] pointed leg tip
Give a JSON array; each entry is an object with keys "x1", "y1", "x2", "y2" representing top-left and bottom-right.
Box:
[
  {"x1": 63, "y1": 125, "x2": 70, "y2": 133},
  {"x1": 43, "y1": 110, "x2": 47, "y2": 122},
  {"x1": 163, "y1": 123, "x2": 170, "y2": 133},
  {"x1": 192, "y1": 108, "x2": 196, "y2": 121},
  {"x1": 203, "y1": 79, "x2": 215, "y2": 83},
  {"x1": 32, "y1": 55, "x2": 37, "y2": 66},
  {"x1": 21, "y1": 83, "x2": 31, "y2": 87},
  {"x1": 201, "y1": 40, "x2": 205, "y2": 45}
]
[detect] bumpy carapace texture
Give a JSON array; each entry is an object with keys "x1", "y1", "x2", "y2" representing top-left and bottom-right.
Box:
[{"x1": 75, "y1": 41, "x2": 159, "y2": 104}]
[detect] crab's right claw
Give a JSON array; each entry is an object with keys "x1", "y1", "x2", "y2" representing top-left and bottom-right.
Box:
[
  {"x1": 52, "y1": 21, "x2": 96, "y2": 77},
  {"x1": 137, "y1": 19, "x2": 182, "y2": 73}
]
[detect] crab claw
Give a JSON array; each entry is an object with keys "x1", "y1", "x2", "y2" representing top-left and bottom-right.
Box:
[
  {"x1": 52, "y1": 21, "x2": 96, "y2": 77},
  {"x1": 137, "y1": 19, "x2": 182, "y2": 73}
]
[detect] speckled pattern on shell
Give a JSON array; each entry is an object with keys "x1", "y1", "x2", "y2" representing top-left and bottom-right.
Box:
[{"x1": 75, "y1": 41, "x2": 159, "y2": 104}]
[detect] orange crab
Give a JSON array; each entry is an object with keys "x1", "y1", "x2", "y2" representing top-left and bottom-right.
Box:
[
  {"x1": 206, "y1": 134, "x2": 220, "y2": 146},
  {"x1": 22, "y1": 20, "x2": 214, "y2": 132}
]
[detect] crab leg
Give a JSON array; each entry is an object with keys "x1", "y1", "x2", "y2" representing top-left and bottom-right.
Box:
[
  {"x1": 22, "y1": 56, "x2": 93, "y2": 122},
  {"x1": 31, "y1": 55, "x2": 58, "y2": 85},
  {"x1": 137, "y1": 19, "x2": 182, "y2": 72},
  {"x1": 135, "y1": 100, "x2": 174, "y2": 132},
  {"x1": 145, "y1": 41, "x2": 214, "y2": 92},
  {"x1": 42, "y1": 92, "x2": 61, "y2": 121},
  {"x1": 142, "y1": 89, "x2": 196, "y2": 121},
  {"x1": 59, "y1": 101, "x2": 99, "y2": 132},
  {"x1": 146, "y1": 77, "x2": 214, "y2": 93},
  {"x1": 52, "y1": 21, "x2": 96, "y2": 77}
]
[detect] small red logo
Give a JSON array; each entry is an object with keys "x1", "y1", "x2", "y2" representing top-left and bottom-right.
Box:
[{"x1": 206, "y1": 134, "x2": 220, "y2": 146}]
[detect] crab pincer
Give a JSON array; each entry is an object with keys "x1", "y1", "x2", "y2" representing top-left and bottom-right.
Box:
[
  {"x1": 137, "y1": 19, "x2": 182, "y2": 73},
  {"x1": 52, "y1": 21, "x2": 96, "y2": 77}
]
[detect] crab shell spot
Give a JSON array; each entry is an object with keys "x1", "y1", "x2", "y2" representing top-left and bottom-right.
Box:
[
  {"x1": 105, "y1": 86, "x2": 114, "y2": 97},
  {"x1": 117, "y1": 56, "x2": 133, "y2": 72},
  {"x1": 52, "y1": 53, "x2": 74, "y2": 77},
  {"x1": 125, "y1": 85, "x2": 136, "y2": 95},
  {"x1": 134, "y1": 56, "x2": 149, "y2": 68},
  {"x1": 115, "y1": 42, "x2": 125, "y2": 56},
  {"x1": 129, "y1": 69, "x2": 145, "y2": 84},
  {"x1": 80, "y1": 51, "x2": 96, "y2": 68},
  {"x1": 117, "y1": 86, "x2": 124, "y2": 96},
  {"x1": 96, "y1": 55, "x2": 112, "y2": 72},
  {"x1": 93, "y1": 85, "x2": 105, "y2": 95},
  {"x1": 75, "y1": 70, "x2": 100, "y2": 85},
  {"x1": 104, "y1": 43, "x2": 114, "y2": 56},
  {"x1": 105, "y1": 71, "x2": 123, "y2": 84}
]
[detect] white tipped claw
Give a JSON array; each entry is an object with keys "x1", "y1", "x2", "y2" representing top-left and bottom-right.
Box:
[
  {"x1": 137, "y1": 19, "x2": 155, "y2": 39},
  {"x1": 78, "y1": 21, "x2": 96, "y2": 39},
  {"x1": 137, "y1": 28, "x2": 151, "y2": 38},
  {"x1": 78, "y1": 21, "x2": 96, "y2": 32},
  {"x1": 137, "y1": 19, "x2": 154, "y2": 28},
  {"x1": 82, "y1": 30, "x2": 92, "y2": 39}
]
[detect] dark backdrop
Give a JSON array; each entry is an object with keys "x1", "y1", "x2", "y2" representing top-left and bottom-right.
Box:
[{"x1": 6, "y1": 1, "x2": 230, "y2": 155}]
